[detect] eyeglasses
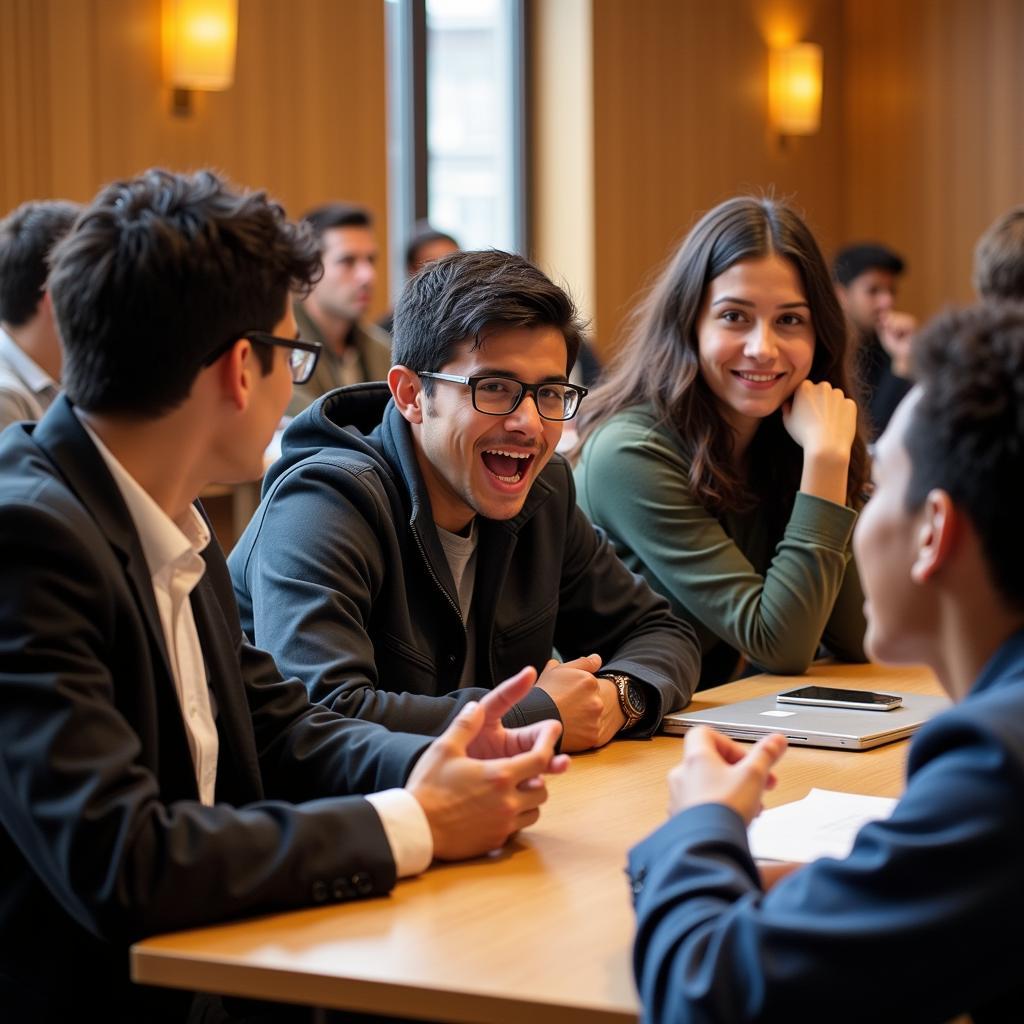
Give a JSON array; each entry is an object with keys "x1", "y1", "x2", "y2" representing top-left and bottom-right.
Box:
[
  {"x1": 417, "y1": 372, "x2": 589, "y2": 421},
  {"x1": 203, "y1": 332, "x2": 323, "y2": 385}
]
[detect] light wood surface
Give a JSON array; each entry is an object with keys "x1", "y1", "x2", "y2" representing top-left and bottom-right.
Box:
[{"x1": 131, "y1": 662, "x2": 940, "y2": 1022}]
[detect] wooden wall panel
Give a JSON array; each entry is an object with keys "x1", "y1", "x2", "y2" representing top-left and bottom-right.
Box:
[
  {"x1": 842, "y1": 0, "x2": 1024, "y2": 318},
  {"x1": 590, "y1": 0, "x2": 845, "y2": 355},
  {"x1": 0, "y1": 0, "x2": 391, "y2": 311}
]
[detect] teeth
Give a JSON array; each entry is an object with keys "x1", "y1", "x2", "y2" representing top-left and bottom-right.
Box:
[
  {"x1": 495, "y1": 473, "x2": 522, "y2": 483},
  {"x1": 485, "y1": 449, "x2": 531, "y2": 459},
  {"x1": 736, "y1": 372, "x2": 781, "y2": 382}
]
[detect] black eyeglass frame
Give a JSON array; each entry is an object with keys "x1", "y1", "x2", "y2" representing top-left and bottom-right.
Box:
[
  {"x1": 416, "y1": 371, "x2": 589, "y2": 422},
  {"x1": 203, "y1": 332, "x2": 323, "y2": 385}
]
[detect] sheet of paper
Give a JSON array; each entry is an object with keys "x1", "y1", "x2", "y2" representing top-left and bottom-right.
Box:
[{"x1": 747, "y1": 787, "x2": 898, "y2": 863}]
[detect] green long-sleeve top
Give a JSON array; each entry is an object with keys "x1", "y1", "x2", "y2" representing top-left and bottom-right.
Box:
[{"x1": 574, "y1": 406, "x2": 867, "y2": 689}]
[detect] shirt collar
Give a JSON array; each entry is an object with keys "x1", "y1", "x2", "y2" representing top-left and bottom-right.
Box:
[
  {"x1": 0, "y1": 327, "x2": 57, "y2": 395},
  {"x1": 75, "y1": 411, "x2": 209, "y2": 577}
]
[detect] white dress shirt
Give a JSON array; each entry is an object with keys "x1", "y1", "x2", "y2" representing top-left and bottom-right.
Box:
[
  {"x1": 0, "y1": 327, "x2": 59, "y2": 427},
  {"x1": 77, "y1": 415, "x2": 432, "y2": 874}
]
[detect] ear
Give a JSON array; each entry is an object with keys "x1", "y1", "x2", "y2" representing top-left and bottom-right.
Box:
[
  {"x1": 389, "y1": 365, "x2": 424, "y2": 424},
  {"x1": 835, "y1": 283, "x2": 849, "y2": 310},
  {"x1": 217, "y1": 338, "x2": 254, "y2": 412},
  {"x1": 910, "y1": 489, "x2": 958, "y2": 584}
]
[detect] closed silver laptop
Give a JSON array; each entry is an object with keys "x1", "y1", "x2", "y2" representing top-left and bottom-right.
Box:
[{"x1": 662, "y1": 690, "x2": 950, "y2": 750}]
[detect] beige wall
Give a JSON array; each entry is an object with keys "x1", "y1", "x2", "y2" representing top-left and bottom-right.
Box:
[
  {"x1": 0, "y1": 0, "x2": 391, "y2": 310},
  {"x1": 842, "y1": 0, "x2": 1024, "y2": 318},
  {"x1": 533, "y1": 0, "x2": 1024, "y2": 357},
  {"x1": 4, "y1": 0, "x2": 1021, "y2": 348},
  {"x1": 588, "y1": 0, "x2": 845, "y2": 356}
]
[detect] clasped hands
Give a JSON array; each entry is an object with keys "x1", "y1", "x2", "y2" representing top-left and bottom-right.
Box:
[{"x1": 669, "y1": 725, "x2": 799, "y2": 890}]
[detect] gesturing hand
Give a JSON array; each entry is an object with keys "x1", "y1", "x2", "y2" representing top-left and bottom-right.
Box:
[
  {"x1": 465, "y1": 667, "x2": 571, "y2": 766},
  {"x1": 407, "y1": 685, "x2": 568, "y2": 861},
  {"x1": 668, "y1": 726, "x2": 787, "y2": 826}
]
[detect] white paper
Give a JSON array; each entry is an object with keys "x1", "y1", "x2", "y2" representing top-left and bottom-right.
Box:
[{"x1": 747, "y1": 787, "x2": 898, "y2": 863}]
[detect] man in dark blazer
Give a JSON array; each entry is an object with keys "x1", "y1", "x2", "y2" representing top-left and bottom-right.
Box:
[
  {"x1": 629, "y1": 304, "x2": 1024, "y2": 1023},
  {"x1": 0, "y1": 169, "x2": 566, "y2": 1022}
]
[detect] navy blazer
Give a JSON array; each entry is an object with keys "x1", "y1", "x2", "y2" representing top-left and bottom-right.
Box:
[
  {"x1": 0, "y1": 397, "x2": 430, "y2": 1020},
  {"x1": 629, "y1": 630, "x2": 1024, "y2": 1024}
]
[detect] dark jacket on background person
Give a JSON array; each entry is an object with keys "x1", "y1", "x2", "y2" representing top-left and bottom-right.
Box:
[
  {"x1": 0, "y1": 397, "x2": 427, "y2": 1020},
  {"x1": 229, "y1": 383, "x2": 700, "y2": 737}
]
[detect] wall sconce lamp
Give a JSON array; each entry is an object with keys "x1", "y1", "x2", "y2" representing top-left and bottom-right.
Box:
[
  {"x1": 162, "y1": 0, "x2": 239, "y2": 117},
  {"x1": 769, "y1": 43, "x2": 823, "y2": 137}
]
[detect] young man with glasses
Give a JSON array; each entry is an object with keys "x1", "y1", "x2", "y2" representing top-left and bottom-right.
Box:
[
  {"x1": 230, "y1": 249, "x2": 700, "y2": 751},
  {"x1": 0, "y1": 172, "x2": 570, "y2": 1020}
]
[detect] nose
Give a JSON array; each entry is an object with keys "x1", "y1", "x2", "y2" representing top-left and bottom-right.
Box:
[
  {"x1": 743, "y1": 320, "x2": 779, "y2": 362},
  {"x1": 504, "y1": 391, "x2": 545, "y2": 436}
]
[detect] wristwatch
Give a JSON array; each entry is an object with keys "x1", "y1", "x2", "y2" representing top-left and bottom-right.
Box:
[{"x1": 601, "y1": 672, "x2": 647, "y2": 733}]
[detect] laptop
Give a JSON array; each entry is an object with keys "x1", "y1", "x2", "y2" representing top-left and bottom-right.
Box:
[{"x1": 662, "y1": 690, "x2": 950, "y2": 750}]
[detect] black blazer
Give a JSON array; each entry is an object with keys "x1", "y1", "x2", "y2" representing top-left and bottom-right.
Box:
[{"x1": 0, "y1": 397, "x2": 430, "y2": 1020}]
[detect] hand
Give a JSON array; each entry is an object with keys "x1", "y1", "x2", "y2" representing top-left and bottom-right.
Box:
[
  {"x1": 878, "y1": 310, "x2": 917, "y2": 379},
  {"x1": 407, "y1": 695, "x2": 567, "y2": 861},
  {"x1": 536, "y1": 653, "x2": 626, "y2": 751},
  {"x1": 783, "y1": 380, "x2": 858, "y2": 505},
  {"x1": 782, "y1": 379, "x2": 858, "y2": 459},
  {"x1": 466, "y1": 667, "x2": 571, "y2": 770},
  {"x1": 667, "y1": 726, "x2": 787, "y2": 826}
]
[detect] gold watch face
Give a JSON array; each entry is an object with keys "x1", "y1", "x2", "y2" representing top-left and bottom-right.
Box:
[{"x1": 626, "y1": 682, "x2": 646, "y2": 718}]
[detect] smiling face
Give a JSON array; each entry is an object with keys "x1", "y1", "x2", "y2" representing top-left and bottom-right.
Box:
[
  {"x1": 697, "y1": 255, "x2": 816, "y2": 444},
  {"x1": 409, "y1": 326, "x2": 568, "y2": 532}
]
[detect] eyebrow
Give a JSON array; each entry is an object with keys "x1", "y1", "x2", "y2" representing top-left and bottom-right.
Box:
[
  {"x1": 712, "y1": 296, "x2": 810, "y2": 310},
  {"x1": 472, "y1": 368, "x2": 570, "y2": 384}
]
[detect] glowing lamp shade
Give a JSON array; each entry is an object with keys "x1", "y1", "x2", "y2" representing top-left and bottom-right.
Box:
[
  {"x1": 162, "y1": 0, "x2": 238, "y2": 91},
  {"x1": 769, "y1": 43, "x2": 823, "y2": 135}
]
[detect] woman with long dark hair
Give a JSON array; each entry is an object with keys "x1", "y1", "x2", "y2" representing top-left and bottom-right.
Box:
[{"x1": 573, "y1": 196, "x2": 869, "y2": 688}]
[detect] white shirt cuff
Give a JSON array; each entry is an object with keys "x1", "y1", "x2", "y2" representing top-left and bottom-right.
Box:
[{"x1": 365, "y1": 789, "x2": 434, "y2": 878}]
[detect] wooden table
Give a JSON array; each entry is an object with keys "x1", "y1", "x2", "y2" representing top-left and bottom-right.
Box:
[{"x1": 131, "y1": 662, "x2": 941, "y2": 1022}]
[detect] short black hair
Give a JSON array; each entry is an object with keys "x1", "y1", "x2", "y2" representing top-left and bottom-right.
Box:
[
  {"x1": 973, "y1": 207, "x2": 1024, "y2": 301},
  {"x1": 833, "y1": 243, "x2": 905, "y2": 286},
  {"x1": 904, "y1": 303, "x2": 1024, "y2": 610},
  {"x1": 49, "y1": 168, "x2": 322, "y2": 417},
  {"x1": 0, "y1": 200, "x2": 80, "y2": 326},
  {"x1": 391, "y1": 250, "x2": 585, "y2": 385},
  {"x1": 302, "y1": 202, "x2": 373, "y2": 240},
  {"x1": 405, "y1": 221, "x2": 459, "y2": 272}
]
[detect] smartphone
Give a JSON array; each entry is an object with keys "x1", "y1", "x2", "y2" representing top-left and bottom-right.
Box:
[{"x1": 776, "y1": 685, "x2": 903, "y2": 712}]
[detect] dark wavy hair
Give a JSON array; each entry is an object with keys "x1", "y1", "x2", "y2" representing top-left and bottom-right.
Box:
[
  {"x1": 574, "y1": 196, "x2": 869, "y2": 519},
  {"x1": 905, "y1": 303, "x2": 1024, "y2": 610},
  {"x1": 49, "y1": 168, "x2": 321, "y2": 417}
]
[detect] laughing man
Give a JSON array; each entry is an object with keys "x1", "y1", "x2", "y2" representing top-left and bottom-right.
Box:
[{"x1": 230, "y1": 250, "x2": 700, "y2": 751}]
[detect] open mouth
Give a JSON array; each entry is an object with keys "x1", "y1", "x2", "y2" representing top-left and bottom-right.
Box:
[{"x1": 481, "y1": 448, "x2": 535, "y2": 485}]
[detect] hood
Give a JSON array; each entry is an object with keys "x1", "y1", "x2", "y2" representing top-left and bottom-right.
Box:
[{"x1": 265, "y1": 381, "x2": 393, "y2": 492}]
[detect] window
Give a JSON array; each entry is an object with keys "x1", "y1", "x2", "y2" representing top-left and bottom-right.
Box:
[{"x1": 385, "y1": 0, "x2": 525, "y2": 294}]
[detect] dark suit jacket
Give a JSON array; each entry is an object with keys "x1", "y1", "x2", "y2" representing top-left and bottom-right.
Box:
[
  {"x1": 0, "y1": 398, "x2": 430, "y2": 1021},
  {"x1": 629, "y1": 629, "x2": 1024, "y2": 1024}
]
